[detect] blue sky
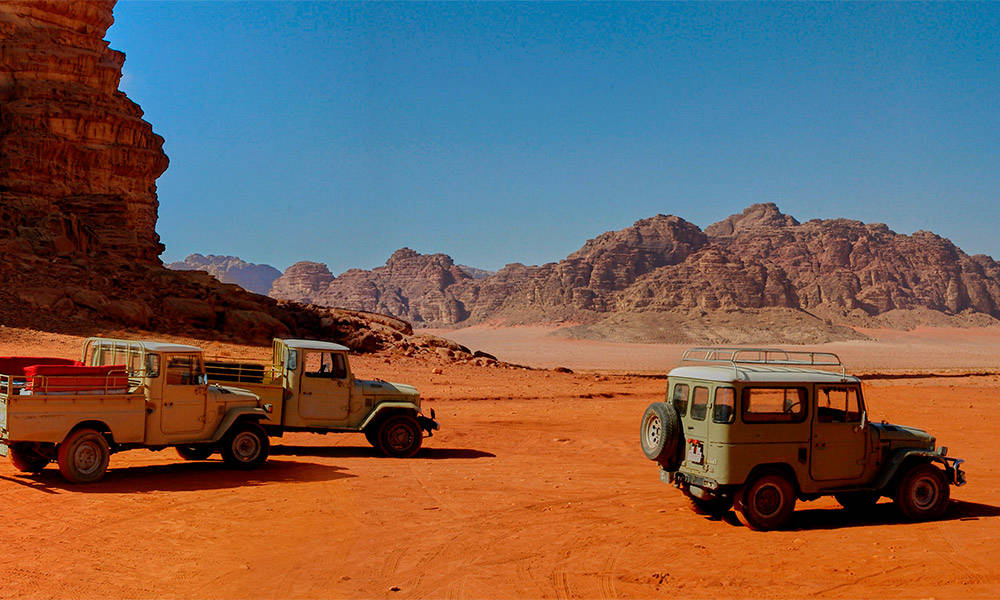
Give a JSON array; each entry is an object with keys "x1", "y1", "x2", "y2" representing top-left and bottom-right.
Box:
[{"x1": 108, "y1": 2, "x2": 1000, "y2": 274}]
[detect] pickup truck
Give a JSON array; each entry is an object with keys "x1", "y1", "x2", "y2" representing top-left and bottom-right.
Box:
[
  {"x1": 204, "y1": 338, "x2": 438, "y2": 457},
  {"x1": 0, "y1": 338, "x2": 273, "y2": 483}
]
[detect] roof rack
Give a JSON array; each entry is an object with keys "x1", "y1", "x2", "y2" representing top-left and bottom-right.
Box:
[{"x1": 681, "y1": 347, "x2": 847, "y2": 378}]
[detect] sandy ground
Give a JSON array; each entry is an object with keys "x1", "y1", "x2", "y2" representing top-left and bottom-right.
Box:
[
  {"x1": 0, "y1": 327, "x2": 997, "y2": 598},
  {"x1": 419, "y1": 324, "x2": 1000, "y2": 373}
]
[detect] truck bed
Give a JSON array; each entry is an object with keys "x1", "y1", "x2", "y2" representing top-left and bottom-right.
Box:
[{"x1": 205, "y1": 360, "x2": 286, "y2": 425}]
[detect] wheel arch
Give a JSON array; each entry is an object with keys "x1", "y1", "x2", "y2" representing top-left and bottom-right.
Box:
[
  {"x1": 359, "y1": 402, "x2": 419, "y2": 432},
  {"x1": 210, "y1": 407, "x2": 270, "y2": 442},
  {"x1": 744, "y1": 462, "x2": 801, "y2": 495},
  {"x1": 63, "y1": 420, "x2": 116, "y2": 447}
]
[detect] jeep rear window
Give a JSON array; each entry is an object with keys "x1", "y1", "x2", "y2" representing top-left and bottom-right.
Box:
[
  {"x1": 742, "y1": 387, "x2": 807, "y2": 423},
  {"x1": 713, "y1": 387, "x2": 735, "y2": 424},
  {"x1": 690, "y1": 386, "x2": 709, "y2": 421},
  {"x1": 671, "y1": 383, "x2": 690, "y2": 416}
]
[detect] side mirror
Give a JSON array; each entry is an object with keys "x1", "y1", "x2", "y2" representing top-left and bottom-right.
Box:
[{"x1": 853, "y1": 411, "x2": 867, "y2": 433}]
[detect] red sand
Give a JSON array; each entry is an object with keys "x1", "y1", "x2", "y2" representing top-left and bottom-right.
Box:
[{"x1": 0, "y1": 327, "x2": 996, "y2": 598}]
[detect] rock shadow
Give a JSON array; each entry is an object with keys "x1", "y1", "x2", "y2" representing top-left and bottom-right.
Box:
[{"x1": 0, "y1": 459, "x2": 353, "y2": 494}]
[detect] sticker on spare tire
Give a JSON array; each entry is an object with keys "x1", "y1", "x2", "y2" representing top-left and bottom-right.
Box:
[{"x1": 686, "y1": 439, "x2": 704, "y2": 464}]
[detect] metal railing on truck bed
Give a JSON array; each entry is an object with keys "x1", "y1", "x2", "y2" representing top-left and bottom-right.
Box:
[{"x1": 205, "y1": 360, "x2": 277, "y2": 385}]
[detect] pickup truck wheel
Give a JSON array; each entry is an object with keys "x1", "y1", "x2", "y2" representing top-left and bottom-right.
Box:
[
  {"x1": 9, "y1": 444, "x2": 49, "y2": 473},
  {"x1": 377, "y1": 415, "x2": 422, "y2": 458},
  {"x1": 640, "y1": 402, "x2": 682, "y2": 469},
  {"x1": 835, "y1": 492, "x2": 879, "y2": 513},
  {"x1": 222, "y1": 423, "x2": 269, "y2": 469},
  {"x1": 736, "y1": 473, "x2": 796, "y2": 531},
  {"x1": 895, "y1": 463, "x2": 950, "y2": 521},
  {"x1": 176, "y1": 446, "x2": 214, "y2": 461},
  {"x1": 57, "y1": 429, "x2": 110, "y2": 483}
]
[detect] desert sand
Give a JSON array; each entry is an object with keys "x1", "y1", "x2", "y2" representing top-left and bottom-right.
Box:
[{"x1": 0, "y1": 326, "x2": 996, "y2": 599}]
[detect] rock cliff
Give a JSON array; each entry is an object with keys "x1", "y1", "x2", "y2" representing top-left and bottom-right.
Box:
[
  {"x1": 167, "y1": 254, "x2": 282, "y2": 295},
  {"x1": 268, "y1": 204, "x2": 1000, "y2": 342},
  {"x1": 0, "y1": 0, "x2": 448, "y2": 353}
]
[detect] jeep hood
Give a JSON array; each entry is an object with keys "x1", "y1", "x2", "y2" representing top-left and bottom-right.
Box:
[
  {"x1": 357, "y1": 379, "x2": 419, "y2": 399},
  {"x1": 871, "y1": 422, "x2": 935, "y2": 447}
]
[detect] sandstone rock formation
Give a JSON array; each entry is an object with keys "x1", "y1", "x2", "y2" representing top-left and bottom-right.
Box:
[
  {"x1": 268, "y1": 203, "x2": 1000, "y2": 343},
  {"x1": 0, "y1": 0, "x2": 462, "y2": 354},
  {"x1": 167, "y1": 254, "x2": 281, "y2": 295}
]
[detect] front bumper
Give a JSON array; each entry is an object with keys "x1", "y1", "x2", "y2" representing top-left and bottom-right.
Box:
[{"x1": 417, "y1": 414, "x2": 439, "y2": 436}]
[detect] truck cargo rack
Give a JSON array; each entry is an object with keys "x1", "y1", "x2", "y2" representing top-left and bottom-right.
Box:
[{"x1": 681, "y1": 347, "x2": 847, "y2": 378}]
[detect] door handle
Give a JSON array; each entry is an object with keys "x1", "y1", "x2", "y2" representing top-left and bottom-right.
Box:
[{"x1": 302, "y1": 392, "x2": 312, "y2": 396}]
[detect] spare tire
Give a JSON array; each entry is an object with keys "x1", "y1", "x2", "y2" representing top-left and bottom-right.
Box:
[{"x1": 640, "y1": 402, "x2": 682, "y2": 469}]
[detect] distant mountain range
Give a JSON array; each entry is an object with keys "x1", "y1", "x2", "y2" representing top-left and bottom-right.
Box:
[{"x1": 173, "y1": 204, "x2": 1000, "y2": 343}]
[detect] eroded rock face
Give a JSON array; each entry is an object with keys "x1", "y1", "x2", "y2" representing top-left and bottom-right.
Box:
[
  {"x1": 166, "y1": 254, "x2": 282, "y2": 295},
  {"x1": 269, "y1": 204, "x2": 1000, "y2": 340},
  {"x1": 0, "y1": 0, "x2": 444, "y2": 353},
  {"x1": 0, "y1": 0, "x2": 168, "y2": 262}
]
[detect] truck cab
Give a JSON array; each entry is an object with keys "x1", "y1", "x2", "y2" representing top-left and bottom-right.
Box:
[{"x1": 205, "y1": 338, "x2": 438, "y2": 457}]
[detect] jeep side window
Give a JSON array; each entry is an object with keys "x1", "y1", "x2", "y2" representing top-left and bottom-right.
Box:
[
  {"x1": 286, "y1": 349, "x2": 297, "y2": 372},
  {"x1": 742, "y1": 387, "x2": 807, "y2": 423},
  {"x1": 145, "y1": 354, "x2": 160, "y2": 378},
  {"x1": 672, "y1": 383, "x2": 690, "y2": 416},
  {"x1": 713, "y1": 387, "x2": 735, "y2": 424},
  {"x1": 817, "y1": 386, "x2": 861, "y2": 423},
  {"x1": 690, "y1": 386, "x2": 709, "y2": 421}
]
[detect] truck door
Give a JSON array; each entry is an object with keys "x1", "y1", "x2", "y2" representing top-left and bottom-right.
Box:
[
  {"x1": 160, "y1": 354, "x2": 207, "y2": 435},
  {"x1": 298, "y1": 351, "x2": 350, "y2": 421},
  {"x1": 810, "y1": 384, "x2": 867, "y2": 481}
]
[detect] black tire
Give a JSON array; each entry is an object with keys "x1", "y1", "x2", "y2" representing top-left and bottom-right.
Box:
[
  {"x1": 221, "y1": 423, "x2": 269, "y2": 469},
  {"x1": 688, "y1": 493, "x2": 734, "y2": 518},
  {"x1": 835, "y1": 491, "x2": 880, "y2": 513},
  {"x1": 737, "y1": 473, "x2": 797, "y2": 531},
  {"x1": 57, "y1": 428, "x2": 110, "y2": 483},
  {"x1": 377, "y1": 415, "x2": 423, "y2": 458},
  {"x1": 640, "y1": 402, "x2": 682, "y2": 469},
  {"x1": 895, "y1": 463, "x2": 950, "y2": 521},
  {"x1": 363, "y1": 425, "x2": 380, "y2": 449},
  {"x1": 176, "y1": 445, "x2": 214, "y2": 461},
  {"x1": 9, "y1": 444, "x2": 49, "y2": 473}
]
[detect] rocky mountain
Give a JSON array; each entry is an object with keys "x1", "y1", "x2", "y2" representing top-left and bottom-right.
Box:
[
  {"x1": 268, "y1": 204, "x2": 1000, "y2": 343},
  {"x1": 167, "y1": 254, "x2": 281, "y2": 295},
  {"x1": 0, "y1": 0, "x2": 456, "y2": 353}
]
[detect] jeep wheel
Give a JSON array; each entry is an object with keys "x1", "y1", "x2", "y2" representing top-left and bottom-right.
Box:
[
  {"x1": 688, "y1": 494, "x2": 734, "y2": 518},
  {"x1": 895, "y1": 464, "x2": 950, "y2": 521},
  {"x1": 640, "y1": 402, "x2": 682, "y2": 469},
  {"x1": 176, "y1": 445, "x2": 214, "y2": 461},
  {"x1": 57, "y1": 429, "x2": 110, "y2": 483},
  {"x1": 10, "y1": 444, "x2": 49, "y2": 473},
  {"x1": 222, "y1": 423, "x2": 269, "y2": 469},
  {"x1": 835, "y1": 492, "x2": 879, "y2": 513},
  {"x1": 736, "y1": 473, "x2": 796, "y2": 530},
  {"x1": 377, "y1": 415, "x2": 422, "y2": 458}
]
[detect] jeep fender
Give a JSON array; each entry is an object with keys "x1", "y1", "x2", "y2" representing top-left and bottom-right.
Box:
[
  {"x1": 210, "y1": 407, "x2": 271, "y2": 442},
  {"x1": 873, "y1": 448, "x2": 965, "y2": 492},
  {"x1": 359, "y1": 402, "x2": 420, "y2": 431}
]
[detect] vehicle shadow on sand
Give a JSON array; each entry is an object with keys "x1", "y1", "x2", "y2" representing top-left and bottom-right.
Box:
[
  {"x1": 719, "y1": 499, "x2": 1000, "y2": 531},
  {"x1": 270, "y1": 445, "x2": 496, "y2": 460},
  {"x1": 0, "y1": 459, "x2": 354, "y2": 494}
]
